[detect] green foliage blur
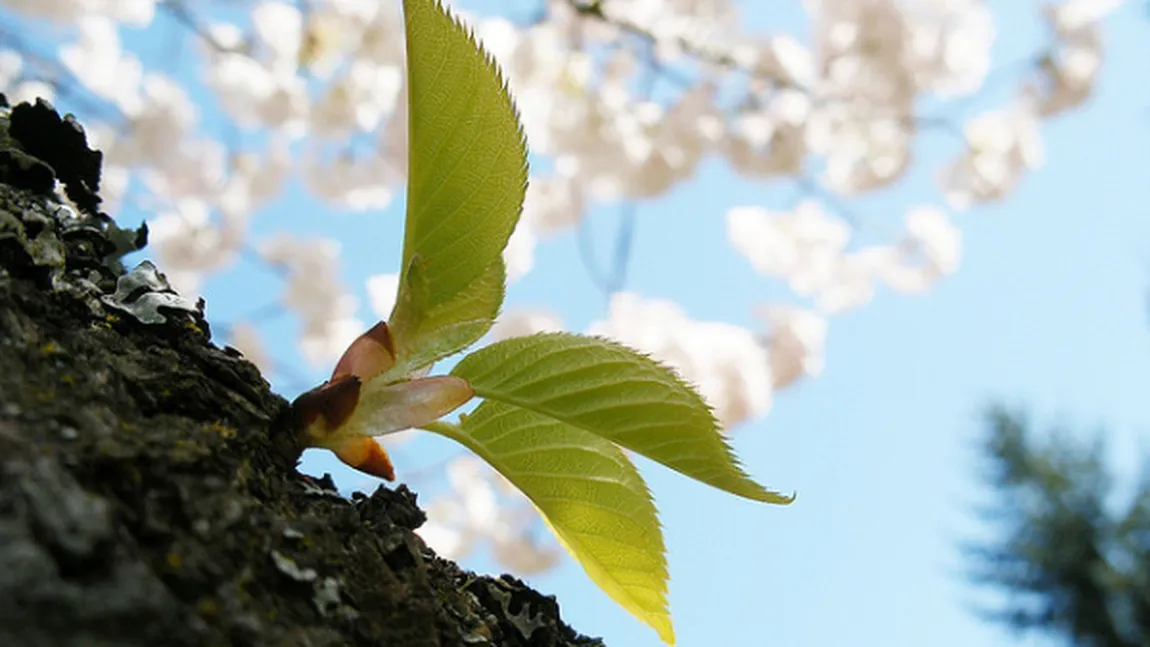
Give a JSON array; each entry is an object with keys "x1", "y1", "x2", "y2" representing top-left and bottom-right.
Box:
[{"x1": 969, "y1": 406, "x2": 1150, "y2": 646}]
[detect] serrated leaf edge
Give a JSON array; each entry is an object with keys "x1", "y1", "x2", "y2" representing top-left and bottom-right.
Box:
[
  {"x1": 422, "y1": 413, "x2": 676, "y2": 643},
  {"x1": 453, "y1": 332, "x2": 796, "y2": 505},
  {"x1": 400, "y1": 0, "x2": 529, "y2": 306}
]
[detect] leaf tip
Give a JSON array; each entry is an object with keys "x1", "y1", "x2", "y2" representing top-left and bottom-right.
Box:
[
  {"x1": 420, "y1": 0, "x2": 530, "y2": 191},
  {"x1": 759, "y1": 489, "x2": 798, "y2": 505}
]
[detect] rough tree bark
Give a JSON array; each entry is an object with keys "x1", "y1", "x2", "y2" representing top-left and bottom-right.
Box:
[{"x1": 0, "y1": 99, "x2": 603, "y2": 647}]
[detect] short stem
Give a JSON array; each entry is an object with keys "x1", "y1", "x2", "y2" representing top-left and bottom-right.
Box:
[{"x1": 270, "y1": 400, "x2": 308, "y2": 470}]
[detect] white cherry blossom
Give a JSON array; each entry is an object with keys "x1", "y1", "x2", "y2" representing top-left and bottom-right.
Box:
[
  {"x1": 58, "y1": 16, "x2": 143, "y2": 112},
  {"x1": 417, "y1": 456, "x2": 560, "y2": 574},
  {"x1": 488, "y1": 309, "x2": 565, "y2": 341},
  {"x1": 261, "y1": 234, "x2": 364, "y2": 365},
  {"x1": 759, "y1": 306, "x2": 828, "y2": 390},
  {"x1": 365, "y1": 273, "x2": 400, "y2": 320},
  {"x1": 148, "y1": 197, "x2": 236, "y2": 296},
  {"x1": 940, "y1": 100, "x2": 1044, "y2": 209},
  {"x1": 726, "y1": 200, "x2": 852, "y2": 297},
  {"x1": 227, "y1": 321, "x2": 274, "y2": 375},
  {"x1": 503, "y1": 222, "x2": 538, "y2": 282}
]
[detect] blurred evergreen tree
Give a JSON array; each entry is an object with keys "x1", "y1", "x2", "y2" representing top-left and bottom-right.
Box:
[{"x1": 968, "y1": 406, "x2": 1150, "y2": 646}]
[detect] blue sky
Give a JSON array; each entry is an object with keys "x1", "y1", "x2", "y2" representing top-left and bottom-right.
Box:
[{"x1": 31, "y1": 1, "x2": 1150, "y2": 646}]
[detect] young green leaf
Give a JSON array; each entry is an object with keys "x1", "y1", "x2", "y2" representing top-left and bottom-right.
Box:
[
  {"x1": 452, "y1": 332, "x2": 795, "y2": 504},
  {"x1": 400, "y1": 0, "x2": 527, "y2": 311},
  {"x1": 384, "y1": 255, "x2": 505, "y2": 379},
  {"x1": 423, "y1": 402, "x2": 674, "y2": 644}
]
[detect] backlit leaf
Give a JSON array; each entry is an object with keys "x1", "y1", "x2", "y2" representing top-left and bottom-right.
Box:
[
  {"x1": 384, "y1": 254, "x2": 504, "y2": 379},
  {"x1": 452, "y1": 332, "x2": 794, "y2": 504},
  {"x1": 400, "y1": 0, "x2": 527, "y2": 311},
  {"x1": 423, "y1": 402, "x2": 674, "y2": 643}
]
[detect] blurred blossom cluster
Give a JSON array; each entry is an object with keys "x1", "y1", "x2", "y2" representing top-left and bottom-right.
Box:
[
  {"x1": 0, "y1": 0, "x2": 1124, "y2": 572},
  {"x1": 418, "y1": 456, "x2": 562, "y2": 575}
]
